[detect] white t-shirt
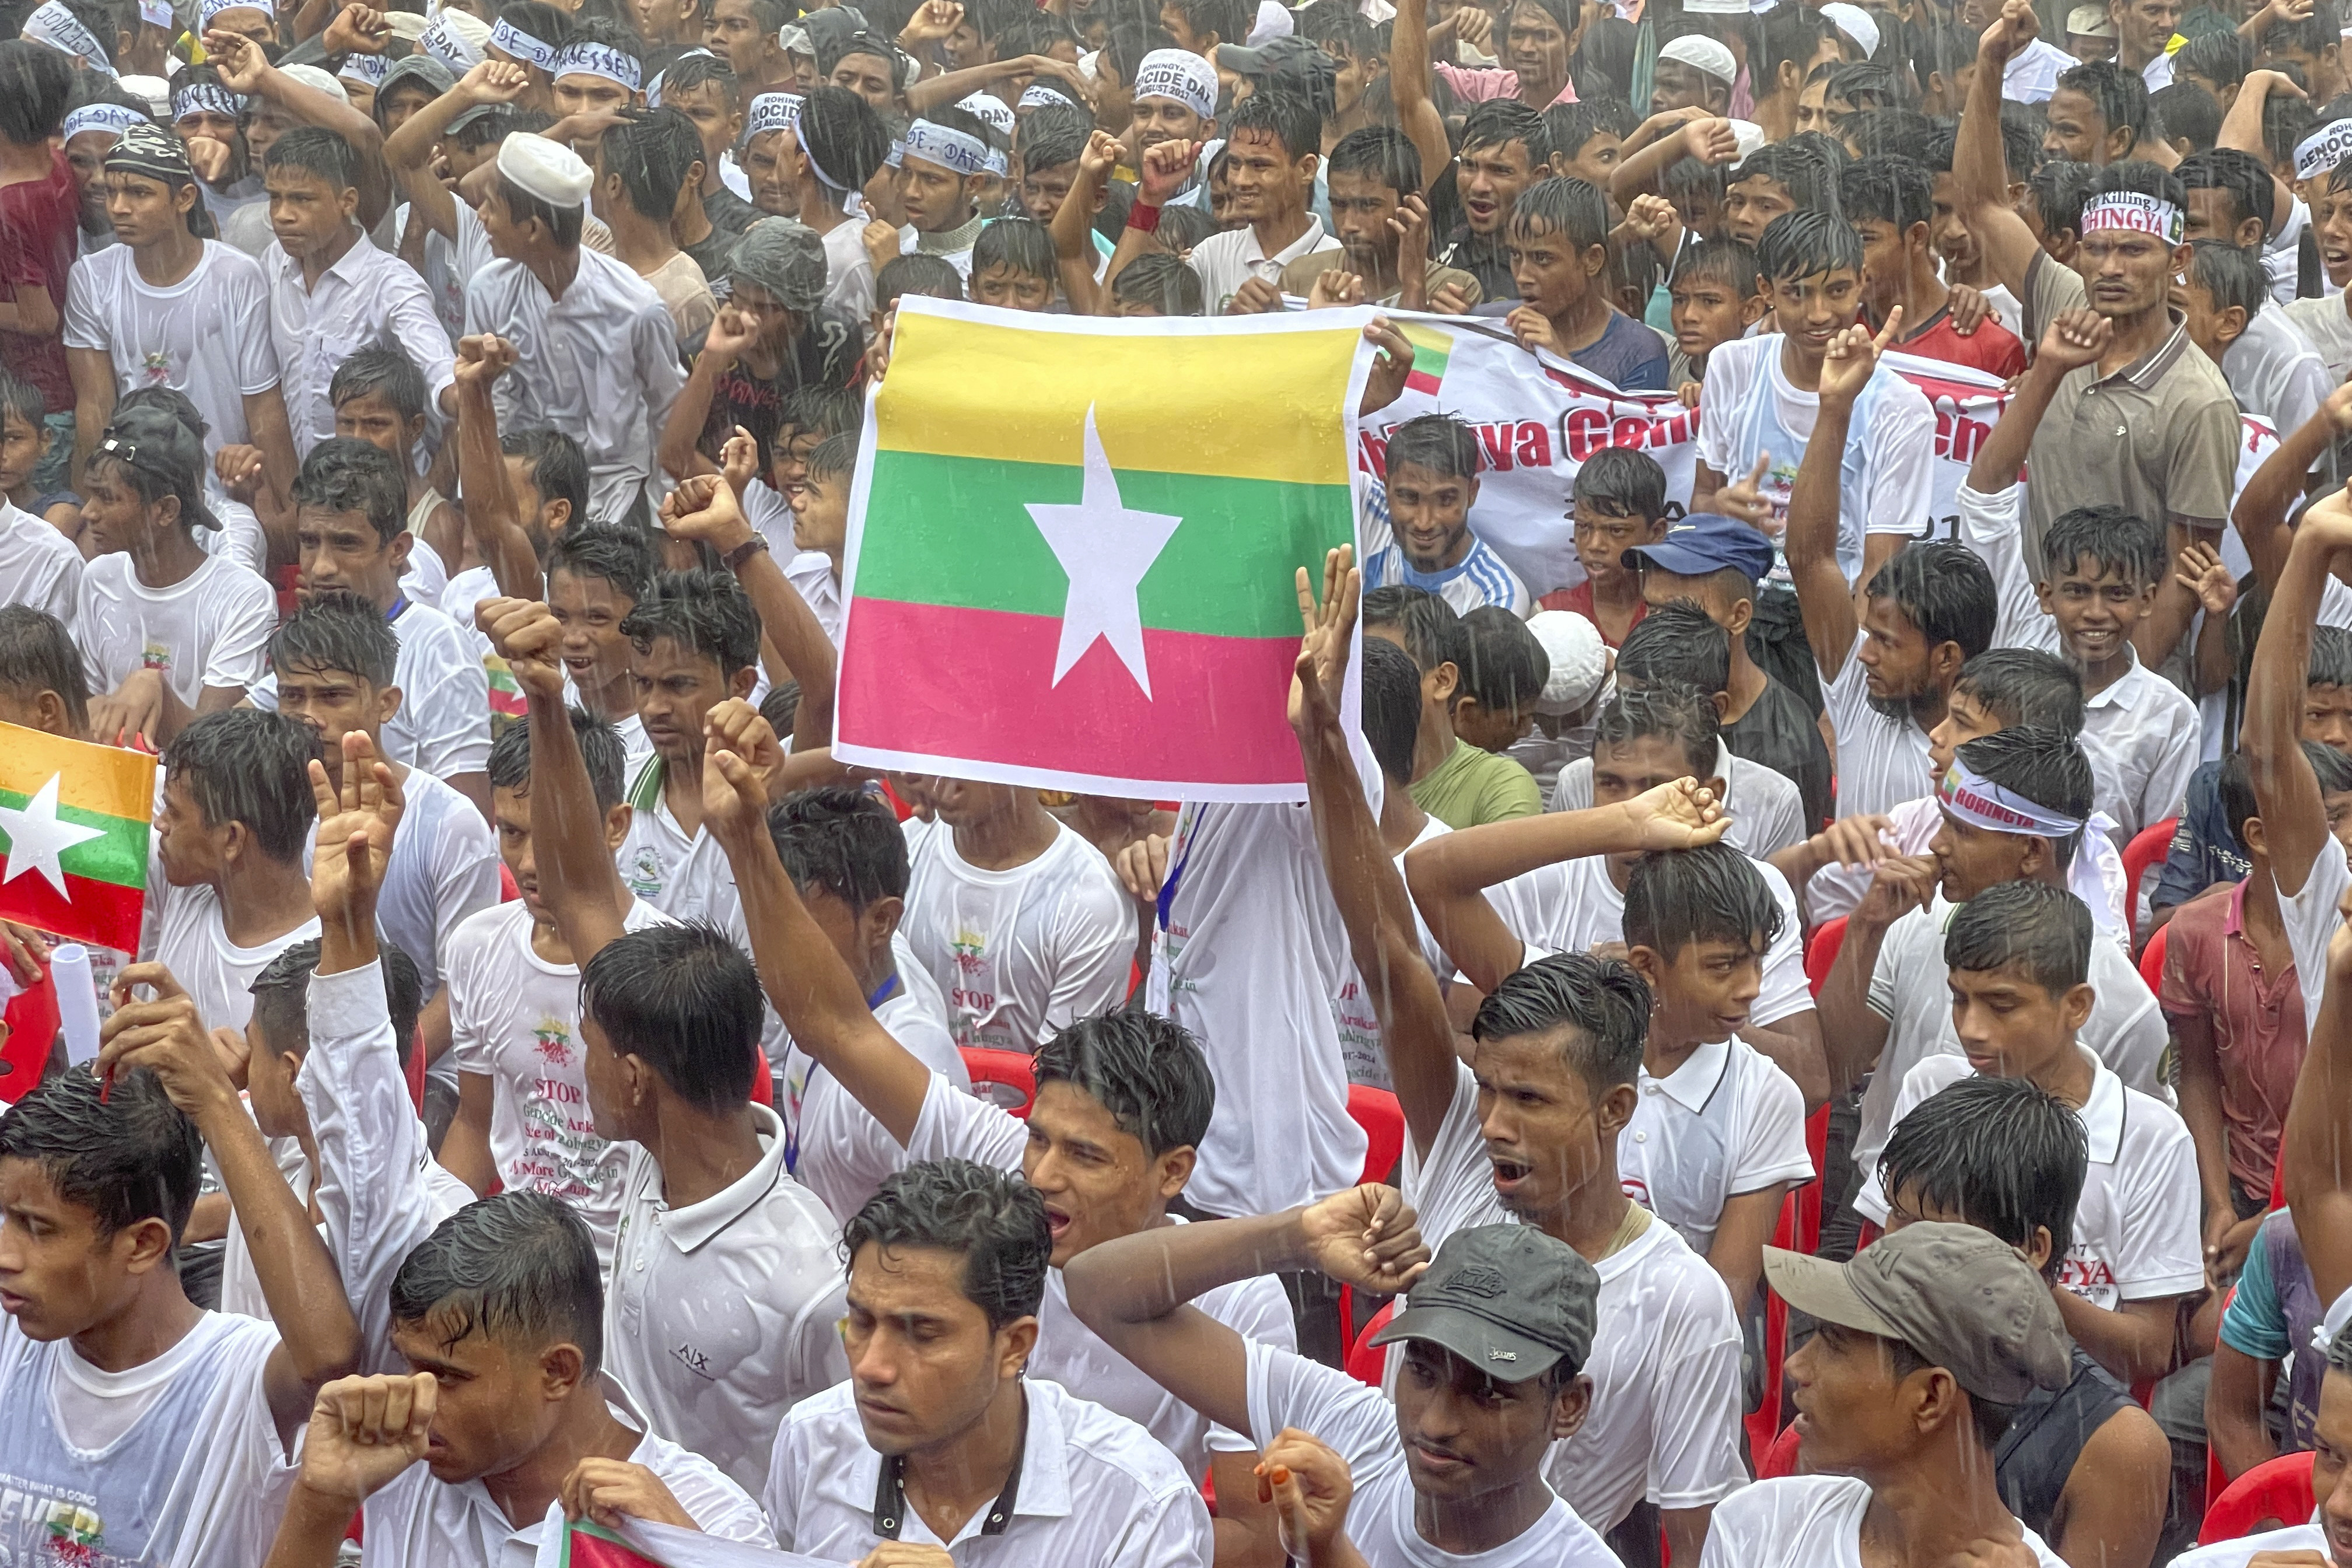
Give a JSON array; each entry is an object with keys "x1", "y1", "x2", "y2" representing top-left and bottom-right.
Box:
[
  {"x1": 1146, "y1": 800, "x2": 1367, "y2": 1217},
  {"x1": 75, "y1": 550, "x2": 276, "y2": 709},
  {"x1": 0, "y1": 1310, "x2": 294, "y2": 1568},
  {"x1": 820, "y1": 218, "x2": 875, "y2": 321},
  {"x1": 1403, "y1": 1066, "x2": 1748, "y2": 1531},
  {"x1": 2281, "y1": 838, "x2": 2351, "y2": 1037},
  {"x1": 366, "y1": 766, "x2": 499, "y2": 1000},
  {"x1": 1820, "y1": 649, "x2": 1937, "y2": 823},
  {"x1": 252, "y1": 599, "x2": 492, "y2": 786},
  {"x1": 1245, "y1": 1337, "x2": 1621, "y2": 1568},
  {"x1": 1186, "y1": 215, "x2": 1341, "y2": 317},
  {"x1": 1857, "y1": 1051, "x2": 2203, "y2": 1311},
  {"x1": 144, "y1": 878, "x2": 318, "y2": 1038},
  {"x1": 2222, "y1": 303, "x2": 2330, "y2": 442},
  {"x1": 62, "y1": 240, "x2": 281, "y2": 461},
  {"x1": 1487, "y1": 852, "x2": 1812, "y2": 1031},
  {"x1": 2168, "y1": 1520, "x2": 2328, "y2": 1566},
  {"x1": 0, "y1": 498, "x2": 82, "y2": 626},
  {"x1": 446, "y1": 896, "x2": 674, "y2": 1270},
  {"x1": 902, "y1": 818, "x2": 1135, "y2": 1052},
  {"x1": 1693, "y1": 334, "x2": 1935, "y2": 590},
  {"x1": 1696, "y1": 1475, "x2": 2066, "y2": 1568},
  {"x1": 1856, "y1": 896, "x2": 2169, "y2": 1186},
  {"x1": 1622, "y1": 1037, "x2": 1813, "y2": 1259},
  {"x1": 1549, "y1": 742, "x2": 1807, "y2": 860},
  {"x1": 904, "y1": 1071, "x2": 1298, "y2": 1480}
]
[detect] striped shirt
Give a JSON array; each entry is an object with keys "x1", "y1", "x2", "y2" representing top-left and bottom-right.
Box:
[{"x1": 1360, "y1": 481, "x2": 1532, "y2": 615}]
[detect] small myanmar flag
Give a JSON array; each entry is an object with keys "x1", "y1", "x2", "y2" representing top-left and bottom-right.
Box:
[
  {"x1": 0, "y1": 722, "x2": 154, "y2": 953},
  {"x1": 836, "y1": 299, "x2": 1366, "y2": 801},
  {"x1": 1400, "y1": 321, "x2": 1453, "y2": 396},
  {"x1": 558, "y1": 1521, "x2": 663, "y2": 1568}
]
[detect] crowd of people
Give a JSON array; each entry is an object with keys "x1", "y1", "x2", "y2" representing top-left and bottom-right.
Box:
[{"x1": 8, "y1": 0, "x2": 2352, "y2": 1559}]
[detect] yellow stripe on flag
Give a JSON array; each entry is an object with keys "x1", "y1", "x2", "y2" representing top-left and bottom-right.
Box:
[
  {"x1": 0, "y1": 722, "x2": 155, "y2": 821},
  {"x1": 875, "y1": 311, "x2": 1361, "y2": 487}
]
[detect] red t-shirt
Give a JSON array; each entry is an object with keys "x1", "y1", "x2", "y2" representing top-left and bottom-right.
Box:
[
  {"x1": 1535, "y1": 579, "x2": 1647, "y2": 648},
  {"x1": 0, "y1": 149, "x2": 79, "y2": 413},
  {"x1": 1897, "y1": 304, "x2": 2028, "y2": 382}
]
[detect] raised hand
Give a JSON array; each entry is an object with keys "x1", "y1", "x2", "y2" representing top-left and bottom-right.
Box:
[
  {"x1": 862, "y1": 218, "x2": 902, "y2": 273},
  {"x1": 659, "y1": 470, "x2": 757, "y2": 551},
  {"x1": 456, "y1": 58, "x2": 530, "y2": 106},
  {"x1": 1114, "y1": 832, "x2": 1170, "y2": 905},
  {"x1": 703, "y1": 697, "x2": 789, "y2": 812},
  {"x1": 97, "y1": 963, "x2": 235, "y2": 1118},
  {"x1": 1307, "y1": 269, "x2": 1366, "y2": 309},
  {"x1": 322, "y1": 2, "x2": 391, "y2": 55},
  {"x1": 1256, "y1": 1430, "x2": 1354, "y2": 1567},
  {"x1": 201, "y1": 29, "x2": 270, "y2": 93},
  {"x1": 1617, "y1": 776, "x2": 1731, "y2": 850},
  {"x1": 1948, "y1": 282, "x2": 1997, "y2": 336},
  {"x1": 184, "y1": 135, "x2": 235, "y2": 184},
  {"x1": 700, "y1": 305, "x2": 759, "y2": 366},
  {"x1": 1682, "y1": 116, "x2": 1740, "y2": 164},
  {"x1": 215, "y1": 443, "x2": 265, "y2": 502},
  {"x1": 701, "y1": 743, "x2": 775, "y2": 853},
  {"x1": 1856, "y1": 853, "x2": 1941, "y2": 929},
  {"x1": 1818, "y1": 309, "x2": 1898, "y2": 410},
  {"x1": 1139, "y1": 138, "x2": 1198, "y2": 207},
  {"x1": 294, "y1": 1374, "x2": 438, "y2": 1504},
  {"x1": 2035, "y1": 307, "x2": 2110, "y2": 373},
  {"x1": 2174, "y1": 541, "x2": 2238, "y2": 618},
  {"x1": 719, "y1": 424, "x2": 761, "y2": 495},
  {"x1": 1979, "y1": 0, "x2": 2041, "y2": 64},
  {"x1": 1716, "y1": 453, "x2": 1775, "y2": 532},
  {"x1": 1506, "y1": 304, "x2": 1562, "y2": 355},
  {"x1": 1077, "y1": 128, "x2": 1120, "y2": 184},
  {"x1": 898, "y1": 0, "x2": 963, "y2": 43},
  {"x1": 453, "y1": 332, "x2": 517, "y2": 391},
  {"x1": 474, "y1": 596, "x2": 567, "y2": 702},
  {"x1": 1452, "y1": 5, "x2": 1492, "y2": 51},
  {"x1": 1360, "y1": 316, "x2": 1416, "y2": 416},
  {"x1": 1298, "y1": 1182, "x2": 1432, "y2": 1293},
  {"x1": 307, "y1": 730, "x2": 404, "y2": 933},
  {"x1": 1289, "y1": 545, "x2": 1360, "y2": 739},
  {"x1": 1813, "y1": 813, "x2": 1896, "y2": 870},
  {"x1": 1623, "y1": 192, "x2": 1682, "y2": 245}
]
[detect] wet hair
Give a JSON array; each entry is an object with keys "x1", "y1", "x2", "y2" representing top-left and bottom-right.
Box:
[
  {"x1": 1669, "y1": 236, "x2": 1763, "y2": 297},
  {"x1": 1469, "y1": 950, "x2": 1651, "y2": 1093},
  {"x1": 1759, "y1": 4, "x2": 1837, "y2": 94},
  {"x1": 1616, "y1": 603, "x2": 1730, "y2": 697},
  {"x1": 658, "y1": 47, "x2": 738, "y2": 103},
  {"x1": 1953, "y1": 648, "x2": 2084, "y2": 736},
  {"x1": 2029, "y1": 158, "x2": 2095, "y2": 240},
  {"x1": 2178, "y1": 145, "x2": 2275, "y2": 234},
  {"x1": 264, "y1": 124, "x2": 358, "y2": 191},
  {"x1": 1459, "y1": 96, "x2": 1552, "y2": 166},
  {"x1": 1755, "y1": 207, "x2": 1863, "y2": 283},
  {"x1": 2186, "y1": 237, "x2": 2269, "y2": 321},
  {"x1": 1593, "y1": 679, "x2": 1718, "y2": 777},
  {"x1": 293, "y1": 435, "x2": 407, "y2": 547},
  {"x1": 2041, "y1": 504, "x2": 2166, "y2": 591},
  {"x1": 1032, "y1": 1009, "x2": 1214, "y2": 1156},
  {"x1": 1624, "y1": 839, "x2": 1780, "y2": 961},
  {"x1": 1573, "y1": 446, "x2": 1668, "y2": 521},
  {"x1": 2151, "y1": 82, "x2": 2224, "y2": 155},
  {"x1": 498, "y1": 427, "x2": 591, "y2": 527},
  {"x1": 2088, "y1": 158, "x2": 2182, "y2": 219},
  {"x1": 1863, "y1": 541, "x2": 1997, "y2": 662},
  {"x1": 1019, "y1": 101, "x2": 1094, "y2": 177},
  {"x1": 2265, "y1": 91, "x2": 2321, "y2": 174},
  {"x1": 1573, "y1": 15, "x2": 1637, "y2": 101},
  {"x1": 601, "y1": 106, "x2": 702, "y2": 220},
  {"x1": 875, "y1": 250, "x2": 964, "y2": 309},
  {"x1": 1361, "y1": 632, "x2": 1422, "y2": 785},
  {"x1": 0, "y1": 1065, "x2": 201, "y2": 1245},
  {"x1": 971, "y1": 213, "x2": 1055, "y2": 279},
  {"x1": 1110, "y1": 251, "x2": 1203, "y2": 314},
  {"x1": 2313, "y1": 624, "x2": 2352, "y2": 691},
  {"x1": 1545, "y1": 96, "x2": 1637, "y2": 163},
  {"x1": 1326, "y1": 123, "x2": 1421, "y2": 194},
  {"x1": 799, "y1": 82, "x2": 893, "y2": 197},
  {"x1": 0, "y1": 604, "x2": 88, "y2": 736},
  {"x1": 388, "y1": 1191, "x2": 606, "y2": 1368},
  {"x1": 1943, "y1": 877, "x2": 2092, "y2": 996},
  {"x1": 765, "y1": 784, "x2": 905, "y2": 913},
  {"x1": 249, "y1": 936, "x2": 424, "y2": 1066},
  {"x1": 1842, "y1": 110, "x2": 1939, "y2": 164},
  {"x1": 1156, "y1": 201, "x2": 1217, "y2": 251},
  {"x1": 2055, "y1": 60, "x2": 2148, "y2": 147},
  {"x1": 1458, "y1": 606, "x2": 1549, "y2": 716},
  {"x1": 0, "y1": 38, "x2": 74, "y2": 144},
  {"x1": 1876, "y1": 1074, "x2": 2088, "y2": 1284},
  {"x1": 620, "y1": 568, "x2": 760, "y2": 675},
  {"x1": 1909, "y1": 20, "x2": 1972, "y2": 99},
  {"x1": 806, "y1": 430, "x2": 856, "y2": 486},
  {"x1": 1508, "y1": 174, "x2": 1609, "y2": 249},
  {"x1": 1730, "y1": 137, "x2": 1845, "y2": 221},
  {"x1": 1838, "y1": 152, "x2": 1931, "y2": 233},
  {"x1": 1955, "y1": 725, "x2": 2096, "y2": 870},
  {"x1": 2261, "y1": 0, "x2": 2340, "y2": 58},
  {"x1": 330, "y1": 345, "x2": 428, "y2": 424},
  {"x1": 1297, "y1": 0, "x2": 1378, "y2": 60},
  {"x1": 546, "y1": 518, "x2": 657, "y2": 606},
  {"x1": 163, "y1": 708, "x2": 320, "y2": 863},
  {"x1": 579, "y1": 922, "x2": 763, "y2": 1110},
  {"x1": 270, "y1": 590, "x2": 399, "y2": 689},
  {"x1": 1385, "y1": 414, "x2": 1480, "y2": 481},
  {"x1": 0, "y1": 370, "x2": 41, "y2": 439},
  {"x1": 1223, "y1": 88, "x2": 1320, "y2": 160},
  {"x1": 844, "y1": 1157, "x2": 1051, "y2": 1328},
  {"x1": 1362, "y1": 584, "x2": 1468, "y2": 678},
  {"x1": 1824, "y1": 59, "x2": 1897, "y2": 113},
  {"x1": 487, "y1": 704, "x2": 626, "y2": 810},
  {"x1": 2178, "y1": 29, "x2": 2252, "y2": 91}
]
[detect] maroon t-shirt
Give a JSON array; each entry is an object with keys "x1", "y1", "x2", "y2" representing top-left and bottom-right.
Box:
[{"x1": 0, "y1": 150, "x2": 79, "y2": 412}]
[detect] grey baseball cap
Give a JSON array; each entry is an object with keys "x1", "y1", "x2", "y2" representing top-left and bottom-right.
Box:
[
  {"x1": 1764, "y1": 1222, "x2": 2072, "y2": 1405},
  {"x1": 1372, "y1": 1224, "x2": 1598, "y2": 1381}
]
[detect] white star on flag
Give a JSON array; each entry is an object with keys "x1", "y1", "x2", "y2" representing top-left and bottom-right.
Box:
[
  {"x1": 1024, "y1": 404, "x2": 1184, "y2": 698},
  {"x1": 0, "y1": 773, "x2": 106, "y2": 899}
]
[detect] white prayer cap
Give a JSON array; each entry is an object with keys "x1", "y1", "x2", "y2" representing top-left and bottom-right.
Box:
[
  {"x1": 1525, "y1": 611, "x2": 1608, "y2": 715},
  {"x1": 117, "y1": 72, "x2": 171, "y2": 116},
  {"x1": 1728, "y1": 118, "x2": 1766, "y2": 159},
  {"x1": 1133, "y1": 47, "x2": 1218, "y2": 118},
  {"x1": 1820, "y1": 1, "x2": 1879, "y2": 55},
  {"x1": 497, "y1": 132, "x2": 592, "y2": 207},
  {"x1": 1248, "y1": 0, "x2": 1294, "y2": 46},
  {"x1": 281, "y1": 61, "x2": 350, "y2": 104},
  {"x1": 1657, "y1": 33, "x2": 1737, "y2": 84}
]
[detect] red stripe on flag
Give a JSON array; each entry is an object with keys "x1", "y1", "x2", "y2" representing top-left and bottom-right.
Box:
[
  {"x1": 565, "y1": 1528, "x2": 666, "y2": 1568},
  {"x1": 839, "y1": 599, "x2": 1306, "y2": 786},
  {"x1": 1404, "y1": 368, "x2": 1443, "y2": 395},
  {"x1": 0, "y1": 871, "x2": 144, "y2": 955}
]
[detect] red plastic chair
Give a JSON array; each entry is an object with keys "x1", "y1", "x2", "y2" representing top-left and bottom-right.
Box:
[
  {"x1": 960, "y1": 1048, "x2": 1037, "y2": 1116},
  {"x1": 1746, "y1": 1190, "x2": 1800, "y2": 1466},
  {"x1": 1804, "y1": 917, "x2": 1847, "y2": 997},
  {"x1": 2198, "y1": 1450, "x2": 2316, "y2": 1545},
  {"x1": 2138, "y1": 921, "x2": 2169, "y2": 1000},
  {"x1": 0, "y1": 962, "x2": 60, "y2": 1104},
  {"x1": 1338, "y1": 1087, "x2": 1408, "y2": 1354},
  {"x1": 1759, "y1": 1418, "x2": 1804, "y2": 1478},
  {"x1": 2121, "y1": 817, "x2": 2179, "y2": 925},
  {"x1": 1347, "y1": 1298, "x2": 1395, "y2": 1387}
]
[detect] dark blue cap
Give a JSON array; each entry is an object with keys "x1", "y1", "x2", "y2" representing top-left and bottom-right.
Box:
[{"x1": 1620, "y1": 512, "x2": 1774, "y2": 583}]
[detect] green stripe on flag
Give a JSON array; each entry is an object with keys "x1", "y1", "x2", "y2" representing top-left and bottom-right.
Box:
[
  {"x1": 0, "y1": 787, "x2": 146, "y2": 891},
  {"x1": 856, "y1": 451, "x2": 1355, "y2": 638}
]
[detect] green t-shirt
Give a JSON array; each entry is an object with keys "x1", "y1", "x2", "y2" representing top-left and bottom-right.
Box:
[{"x1": 1409, "y1": 737, "x2": 1542, "y2": 830}]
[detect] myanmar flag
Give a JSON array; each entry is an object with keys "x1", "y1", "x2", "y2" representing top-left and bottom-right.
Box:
[
  {"x1": 836, "y1": 300, "x2": 1368, "y2": 802},
  {"x1": 545, "y1": 1517, "x2": 836, "y2": 1568},
  {"x1": 1399, "y1": 321, "x2": 1453, "y2": 396},
  {"x1": 0, "y1": 723, "x2": 153, "y2": 953}
]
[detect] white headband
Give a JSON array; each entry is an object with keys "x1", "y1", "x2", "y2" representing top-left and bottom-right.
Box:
[
  {"x1": 746, "y1": 91, "x2": 802, "y2": 138},
  {"x1": 24, "y1": 1, "x2": 115, "y2": 74},
  {"x1": 489, "y1": 14, "x2": 557, "y2": 67},
  {"x1": 63, "y1": 102, "x2": 146, "y2": 141},
  {"x1": 338, "y1": 51, "x2": 386, "y2": 85},
  {"x1": 1133, "y1": 47, "x2": 1216, "y2": 119},
  {"x1": 901, "y1": 117, "x2": 988, "y2": 176},
  {"x1": 1017, "y1": 82, "x2": 1071, "y2": 109},
  {"x1": 957, "y1": 90, "x2": 1014, "y2": 135},
  {"x1": 551, "y1": 39, "x2": 640, "y2": 90},
  {"x1": 2297, "y1": 119, "x2": 2352, "y2": 183},
  {"x1": 421, "y1": 13, "x2": 481, "y2": 70},
  {"x1": 2080, "y1": 190, "x2": 2183, "y2": 244},
  {"x1": 172, "y1": 80, "x2": 242, "y2": 121},
  {"x1": 198, "y1": 0, "x2": 271, "y2": 25},
  {"x1": 1941, "y1": 761, "x2": 2123, "y2": 938}
]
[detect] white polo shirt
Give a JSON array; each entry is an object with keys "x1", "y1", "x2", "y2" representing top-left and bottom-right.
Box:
[
  {"x1": 1622, "y1": 1037, "x2": 1814, "y2": 1259},
  {"x1": 0, "y1": 498, "x2": 80, "y2": 627},
  {"x1": 1548, "y1": 741, "x2": 1807, "y2": 860},
  {"x1": 1855, "y1": 895, "x2": 2168, "y2": 1188},
  {"x1": 1487, "y1": 852, "x2": 1812, "y2": 1031},
  {"x1": 765, "y1": 1377, "x2": 1213, "y2": 1568},
  {"x1": 1821, "y1": 650, "x2": 1937, "y2": 822},
  {"x1": 1403, "y1": 1065, "x2": 1748, "y2": 1532},
  {"x1": 1245, "y1": 1338, "x2": 1621, "y2": 1568},
  {"x1": 2079, "y1": 652, "x2": 2200, "y2": 840},
  {"x1": 1185, "y1": 214, "x2": 1341, "y2": 316},
  {"x1": 1857, "y1": 1049, "x2": 2204, "y2": 1311},
  {"x1": 904, "y1": 1070, "x2": 1297, "y2": 1480},
  {"x1": 901, "y1": 817, "x2": 1136, "y2": 1053},
  {"x1": 1696, "y1": 1475, "x2": 2066, "y2": 1568},
  {"x1": 1801, "y1": 792, "x2": 2131, "y2": 939},
  {"x1": 604, "y1": 1101, "x2": 849, "y2": 1494}
]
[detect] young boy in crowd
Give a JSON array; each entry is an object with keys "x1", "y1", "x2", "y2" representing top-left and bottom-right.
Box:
[
  {"x1": 1282, "y1": 125, "x2": 1480, "y2": 307},
  {"x1": 783, "y1": 431, "x2": 853, "y2": 645},
  {"x1": 1365, "y1": 586, "x2": 1542, "y2": 827},
  {"x1": 1451, "y1": 606, "x2": 1549, "y2": 754},
  {"x1": 1841, "y1": 152, "x2": 2027, "y2": 376},
  {"x1": 1663, "y1": 239, "x2": 1768, "y2": 402},
  {"x1": 1363, "y1": 413, "x2": 1530, "y2": 614},
  {"x1": 544, "y1": 520, "x2": 659, "y2": 769},
  {"x1": 0, "y1": 372, "x2": 80, "y2": 623},
  {"x1": 1538, "y1": 446, "x2": 1666, "y2": 647},
  {"x1": 1504, "y1": 176, "x2": 1671, "y2": 390},
  {"x1": 329, "y1": 348, "x2": 464, "y2": 612}
]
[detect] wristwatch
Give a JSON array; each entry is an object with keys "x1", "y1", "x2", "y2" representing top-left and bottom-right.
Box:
[{"x1": 723, "y1": 535, "x2": 770, "y2": 572}]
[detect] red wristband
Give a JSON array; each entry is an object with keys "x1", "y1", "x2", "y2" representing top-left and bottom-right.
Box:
[{"x1": 1128, "y1": 201, "x2": 1162, "y2": 233}]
